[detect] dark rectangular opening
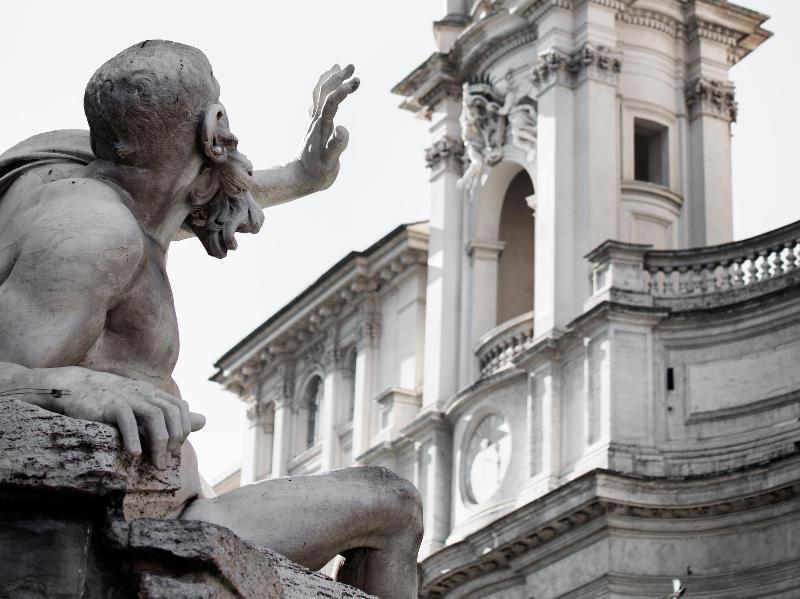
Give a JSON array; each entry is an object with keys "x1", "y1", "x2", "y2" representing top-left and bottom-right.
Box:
[
  {"x1": 666, "y1": 367, "x2": 674, "y2": 391},
  {"x1": 634, "y1": 118, "x2": 669, "y2": 186}
]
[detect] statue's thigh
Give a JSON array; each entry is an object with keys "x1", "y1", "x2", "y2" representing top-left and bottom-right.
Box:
[{"x1": 181, "y1": 466, "x2": 404, "y2": 568}]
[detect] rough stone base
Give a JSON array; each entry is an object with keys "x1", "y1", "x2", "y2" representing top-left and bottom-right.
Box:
[{"x1": 0, "y1": 399, "x2": 375, "y2": 598}]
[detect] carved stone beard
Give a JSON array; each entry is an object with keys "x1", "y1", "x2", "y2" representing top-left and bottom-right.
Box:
[{"x1": 187, "y1": 147, "x2": 265, "y2": 259}]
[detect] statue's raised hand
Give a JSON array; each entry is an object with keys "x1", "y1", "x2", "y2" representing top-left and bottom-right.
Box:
[
  {"x1": 38, "y1": 367, "x2": 205, "y2": 469},
  {"x1": 298, "y1": 64, "x2": 360, "y2": 192}
]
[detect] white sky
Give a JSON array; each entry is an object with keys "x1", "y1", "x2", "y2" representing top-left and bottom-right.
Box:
[{"x1": 1, "y1": 1, "x2": 796, "y2": 483}]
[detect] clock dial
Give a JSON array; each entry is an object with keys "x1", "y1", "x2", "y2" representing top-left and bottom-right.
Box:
[{"x1": 464, "y1": 414, "x2": 511, "y2": 505}]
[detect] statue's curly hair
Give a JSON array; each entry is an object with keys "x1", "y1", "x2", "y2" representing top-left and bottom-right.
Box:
[
  {"x1": 84, "y1": 40, "x2": 217, "y2": 166},
  {"x1": 84, "y1": 40, "x2": 263, "y2": 259}
]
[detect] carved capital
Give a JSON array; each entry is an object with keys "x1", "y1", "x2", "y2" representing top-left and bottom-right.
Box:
[
  {"x1": 246, "y1": 403, "x2": 275, "y2": 434},
  {"x1": 425, "y1": 137, "x2": 465, "y2": 175},
  {"x1": 685, "y1": 77, "x2": 737, "y2": 122},
  {"x1": 531, "y1": 51, "x2": 570, "y2": 91},
  {"x1": 357, "y1": 296, "x2": 382, "y2": 349},
  {"x1": 569, "y1": 44, "x2": 622, "y2": 84},
  {"x1": 533, "y1": 45, "x2": 621, "y2": 91}
]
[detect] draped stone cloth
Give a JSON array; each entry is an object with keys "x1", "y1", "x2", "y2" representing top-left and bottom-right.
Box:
[
  {"x1": 0, "y1": 129, "x2": 94, "y2": 197},
  {"x1": 0, "y1": 129, "x2": 193, "y2": 241}
]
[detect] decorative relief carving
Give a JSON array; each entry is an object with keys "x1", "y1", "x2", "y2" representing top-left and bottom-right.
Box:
[
  {"x1": 531, "y1": 50, "x2": 569, "y2": 88},
  {"x1": 458, "y1": 74, "x2": 538, "y2": 193},
  {"x1": 245, "y1": 403, "x2": 274, "y2": 433},
  {"x1": 569, "y1": 44, "x2": 622, "y2": 82},
  {"x1": 685, "y1": 77, "x2": 737, "y2": 122},
  {"x1": 358, "y1": 295, "x2": 382, "y2": 348},
  {"x1": 424, "y1": 137, "x2": 465, "y2": 173},
  {"x1": 532, "y1": 45, "x2": 621, "y2": 91}
]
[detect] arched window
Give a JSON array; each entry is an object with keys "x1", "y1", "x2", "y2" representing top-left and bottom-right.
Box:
[
  {"x1": 303, "y1": 376, "x2": 322, "y2": 449},
  {"x1": 496, "y1": 171, "x2": 535, "y2": 323}
]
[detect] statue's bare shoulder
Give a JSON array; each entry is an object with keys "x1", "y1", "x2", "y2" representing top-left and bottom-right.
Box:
[
  {"x1": 0, "y1": 175, "x2": 145, "y2": 367},
  {"x1": 12, "y1": 175, "x2": 145, "y2": 284}
]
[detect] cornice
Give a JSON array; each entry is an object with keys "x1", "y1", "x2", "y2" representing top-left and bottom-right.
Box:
[
  {"x1": 420, "y1": 463, "x2": 800, "y2": 596},
  {"x1": 460, "y1": 22, "x2": 538, "y2": 78},
  {"x1": 213, "y1": 225, "x2": 429, "y2": 395}
]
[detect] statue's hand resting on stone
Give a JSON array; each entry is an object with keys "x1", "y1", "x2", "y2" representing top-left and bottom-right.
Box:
[{"x1": 0, "y1": 364, "x2": 204, "y2": 470}]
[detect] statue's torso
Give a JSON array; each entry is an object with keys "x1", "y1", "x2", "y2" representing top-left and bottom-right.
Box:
[{"x1": 0, "y1": 164, "x2": 180, "y2": 395}]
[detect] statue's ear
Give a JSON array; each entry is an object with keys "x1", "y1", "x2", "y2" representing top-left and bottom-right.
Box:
[{"x1": 200, "y1": 103, "x2": 228, "y2": 163}]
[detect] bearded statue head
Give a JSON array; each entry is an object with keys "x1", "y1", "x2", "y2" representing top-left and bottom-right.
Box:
[{"x1": 83, "y1": 40, "x2": 264, "y2": 258}]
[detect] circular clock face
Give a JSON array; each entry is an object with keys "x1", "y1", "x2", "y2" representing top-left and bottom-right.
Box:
[{"x1": 464, "y1": 414, "x2": 511, "y2": 505}]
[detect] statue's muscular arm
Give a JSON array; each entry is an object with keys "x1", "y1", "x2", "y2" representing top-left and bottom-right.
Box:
[
  {"x1": 0, "y1": 178, "x2": 196, "y2": 469},
  {"x1": 248, "y1": 64, "x2": 359, "y2": 209}
]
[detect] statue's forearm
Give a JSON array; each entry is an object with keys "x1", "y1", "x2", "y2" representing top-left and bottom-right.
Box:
[
  {"x1": 250, "y1": 160, "x2": 317, "y2": 209},
  {"x1": 0, "y1": 362, "x2": 58, "y2": 410}
]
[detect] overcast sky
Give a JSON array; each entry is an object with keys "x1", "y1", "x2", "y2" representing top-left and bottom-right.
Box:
[{"x1": 1, "y1": 1, "x2": 796, "y2": 483}]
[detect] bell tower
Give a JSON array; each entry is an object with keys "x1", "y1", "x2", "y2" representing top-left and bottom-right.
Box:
[{"x1": 394, "y1": 0, "x2": 771, "y2": 400}]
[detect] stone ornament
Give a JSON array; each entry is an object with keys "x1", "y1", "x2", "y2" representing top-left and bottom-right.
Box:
[
  {"x1": 0, "y1": 41, "x2": 421, "y2": 599},
  {"x1": 685, "y1": 77, "x2": 738, "y2": 122},
  {"x1": 457, "y1": 74, "x2": 538, "y2": 193},
  {"x1": 532, "y1": 44, "x2": 622, "y2": 90},
  {"x1": 424, "y1": 137, "x2": 465, "y2": 173}
]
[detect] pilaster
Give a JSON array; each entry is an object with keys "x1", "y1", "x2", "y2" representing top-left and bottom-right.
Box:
[
  {"x1": 423, "y1": 97, "x2": 464, "y2": 408},
  {"x1": 685, "y1": 77, "x2": 736, "y2": 246},
  {"x1": 270, "y1": 362, "x2": 295, "y2": 477},
  {"x1": 532, "y1": 50, "x2": 577, "y2": 337},
  {"x1": 351, "y1": 297, "x2": 381, "y2": 460}
]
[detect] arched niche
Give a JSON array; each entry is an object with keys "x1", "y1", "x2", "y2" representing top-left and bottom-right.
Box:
[
  {"x1": 496, "y1": 171, "x2": 535, "y2": 323},
  {"x1": 468, "y1": 158, "x2": 536, "y2": 353}
]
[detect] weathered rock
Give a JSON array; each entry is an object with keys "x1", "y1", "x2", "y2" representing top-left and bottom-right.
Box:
[
  {"x1": 0, "y1": 399, "x2": 375, "y2": 598},
  {"x1": 0, "y1": 397, "x2": 181, "y2": 520}
]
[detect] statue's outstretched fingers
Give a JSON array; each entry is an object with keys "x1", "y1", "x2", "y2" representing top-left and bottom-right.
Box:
[
  {"x1": 311, "y1": 64, "x2": 341, "y2": 120},
  {"x1": 323, "y1": 126, "x2": 350, "y2": 167},
  {"x1": 320, "y1": 64, "x2": 355, "y2": 107},
  {"x1": 146, "y1": 395, "x2": 185, "y2": 454},
  {"x1": 320, "y1": 86, "x2": 351, "y2": 142},
  {"x1": 108, "y1": 401, "x2": 142, "y2": 457},
  {"x1": 189, "y1": 411, "x2": 206, "y2": 432},
  {"x1": 130, "y1": 401, "x2": 170, "y2": 469}
]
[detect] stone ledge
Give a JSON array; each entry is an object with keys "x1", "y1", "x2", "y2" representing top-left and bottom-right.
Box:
[{"x1": 0, "y1": 398, "x2": 375, "y2": 598}]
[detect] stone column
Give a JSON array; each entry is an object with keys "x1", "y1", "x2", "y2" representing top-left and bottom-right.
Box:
[
  {"x1": 351, "y1": 301, "x2": 381, "y2": 461},
  {"x1": 532, "y1": 49, "x2": 577, "y2": 337},
  {"x1": 465, "y1": 239, "x2": 505, "y2": 379},
  {"x1": 319, "y1": 346, "x2": 344, "y2": 471},
  {"x1": 572, "y1": 38, "x2": 622, "y2": 290},
  {"x1": 270, "y1": 363, "x2": 295, "y2": 477},
  {"x1": 685, "y1": 77, "x2": 736, "y2": 246},
  {"x1": 412, "y1": 414, "x2": 453, "y2": 560},
  {"x1": 423, "y1": 97, "x2": 464, "y2": 408},
  {"x1": 241, "y1": 403, "x2": 274, "y2": 485}
]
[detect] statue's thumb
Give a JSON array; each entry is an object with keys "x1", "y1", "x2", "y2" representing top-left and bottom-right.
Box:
[{"x1": 189, "y1": 412, "x2": 206, "y2": 432}]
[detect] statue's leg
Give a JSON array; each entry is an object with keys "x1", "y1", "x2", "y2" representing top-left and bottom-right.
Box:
[{"x1": 180, "y1": 465, "x2": 423, "y2": 599}]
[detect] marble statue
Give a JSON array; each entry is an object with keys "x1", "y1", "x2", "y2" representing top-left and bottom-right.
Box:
[
  {"x1": 457, "y1": 80, "x2": 506, "y2": 194},
  {"x1": 0, "y1": 41, "x2": 422, "y2": 599},
  {"x1": 457, "y1": 73, "x2": 537, "y2": 195}
]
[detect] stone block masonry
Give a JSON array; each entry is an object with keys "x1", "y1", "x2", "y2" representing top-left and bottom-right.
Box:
[{"x1": 0, "y1": 398, "x2": 375, "y2": 599}]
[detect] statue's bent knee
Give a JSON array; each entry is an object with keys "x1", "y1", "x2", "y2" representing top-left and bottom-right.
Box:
[{"x1": 354, "y1": 466, "x2": 424, "y2": 543}]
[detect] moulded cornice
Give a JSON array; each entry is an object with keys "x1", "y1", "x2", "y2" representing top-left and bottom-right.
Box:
[
  {"x1": 212, "y1": 226, "x2": 429, "y2": 394},
  {"x1": 419, "y1": 463, "x2": 800, "y2": 597}
]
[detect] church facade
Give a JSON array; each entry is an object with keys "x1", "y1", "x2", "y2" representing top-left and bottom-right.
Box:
[{"x1": 212, "y1": 1, "x2": 800, "y2": 597}]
